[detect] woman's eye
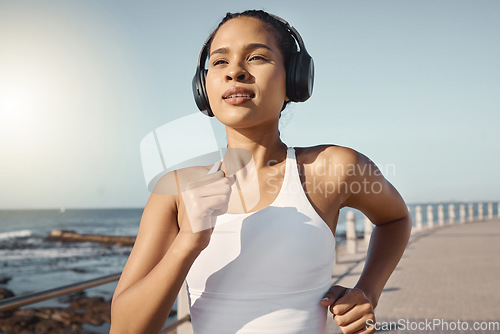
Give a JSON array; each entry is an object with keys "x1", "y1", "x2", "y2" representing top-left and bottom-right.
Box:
[
  {"x1": 212, "y1": 59, "x2": 227, "y2": 66},
  {"x1": 249, "y1": 55, "x2": 267, "y2": 62}
]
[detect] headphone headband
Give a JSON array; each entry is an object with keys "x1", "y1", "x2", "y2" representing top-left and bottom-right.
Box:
[
  {"x1": 193, "y1": 13, "x2": 314, "y2": 117},
  {"x1": 268, "y1": 13, "x2": 307, "y2": 53}
]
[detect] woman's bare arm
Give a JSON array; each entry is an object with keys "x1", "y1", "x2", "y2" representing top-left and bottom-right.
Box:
[
  {"x1": 110, "y1": 190, "x2": 198, "y2": 333},
  {"x1": 110, "y1": 169, "x2": 233, "y2": 333},
  {"x1": 321, "y1": 148, "x2": 412, "y2": 334},
  {"x1": 344, "y1": 151, "x2": 412, "y2": 308}
]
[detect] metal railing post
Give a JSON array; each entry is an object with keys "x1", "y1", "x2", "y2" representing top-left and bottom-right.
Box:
[
  {"x1": 415, "y1": 205, "x2": 423, "y2": 230},
  {"x1": 176, "y1": 281, "x2": 193, "y2": 334},
  {"x1": 427, "y1": 205, "x2": 434, "y2": 228},
  {"x1": 346, "y1": 211, "x2": 357, "y2": 254},
  {"x1": 459, "y1": 204, "x2": 466, "y2": 223},
  {"x1": 364, "y1": 215, "x2": 372, "y2": 245},
  {"x1": 438, "y1": 204, "x2": 444, "y2": 226},
  {"x1": 448, "y1": 204, "x2": 455, "y2": 224}
]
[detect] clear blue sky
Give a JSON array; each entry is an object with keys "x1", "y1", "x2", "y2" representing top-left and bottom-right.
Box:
[{"x1": 1, "y1": 0, "x2": 499, "y2": 209}]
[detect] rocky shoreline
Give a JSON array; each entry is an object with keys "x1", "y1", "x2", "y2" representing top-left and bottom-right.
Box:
[
  {"x1": 45, "y1": 230, "x2": 136, "y2": 247},
  {"x1": 0, "y1": 288, "x2": 111, "y2": 333},
  {"x1": 0, "y1": 230, "x2": 139, "y2": 333},
  {"x1": 0, "y1": 287, "x2": 177, "y2": 333}
]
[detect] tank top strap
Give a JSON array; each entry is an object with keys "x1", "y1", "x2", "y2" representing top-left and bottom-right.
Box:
[
  {"x1": 283, "y1": 146, "x2": 301, "y2": 188},
  {"x1": 286, "y1": 147, "x2": 299, "y2": 181},
  {"x1": 273, "y1": 147, "x2": 300, "y2": 205}
]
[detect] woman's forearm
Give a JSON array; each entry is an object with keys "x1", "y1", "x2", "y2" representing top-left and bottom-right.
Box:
[
  {"x1": 110, "y1": 236, "x2": 200, "y2": 334},
  {"x1": 354, "y1": 215, "x2": 412, "y2": 308}
]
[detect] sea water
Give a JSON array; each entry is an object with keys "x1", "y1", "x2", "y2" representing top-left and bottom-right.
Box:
[
  {"x1": 0, "y1": 209, "x2": 141, "y2": 301},
  {"x1": 0, "y1": 209, "x2": 143, "y2": 332}
]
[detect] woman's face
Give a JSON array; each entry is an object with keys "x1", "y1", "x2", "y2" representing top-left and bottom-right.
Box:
[{"x1": 206, "y1": 17, "x2": 288, "y2": 129}]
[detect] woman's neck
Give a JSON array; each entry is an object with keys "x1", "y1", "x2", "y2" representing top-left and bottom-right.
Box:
[{"x1": 224, "y1": 123, "x2": 287, "y2": 169}]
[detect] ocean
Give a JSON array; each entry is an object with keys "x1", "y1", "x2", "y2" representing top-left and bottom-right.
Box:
[{"x1": 0, "y1": 209, "x2": 142, "y2": 333}]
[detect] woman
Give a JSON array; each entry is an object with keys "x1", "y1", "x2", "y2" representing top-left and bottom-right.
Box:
[{"x1": 111, "y1": 10, "x2": 411, "y2": 334}]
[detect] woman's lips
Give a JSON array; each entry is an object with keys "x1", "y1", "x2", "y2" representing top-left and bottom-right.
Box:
[
  {"x1": 222, "y1": 87, "x2": 254, "y2": 105},
  {"x1": 224, "y1": 96, "x2": 252, "y2": 105}
]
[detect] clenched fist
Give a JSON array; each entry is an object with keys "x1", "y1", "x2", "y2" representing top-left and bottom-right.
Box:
[
  {"x1": 178, "y1": 162, "x2": 235, "y2": 250},
  {"x1": 321, "y1": 285, "x2": 376, "y2": 334}
]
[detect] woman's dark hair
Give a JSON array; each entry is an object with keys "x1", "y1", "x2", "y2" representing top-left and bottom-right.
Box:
[{"x1": 206, "y1": 10, "x2": 298, "y2": 110}]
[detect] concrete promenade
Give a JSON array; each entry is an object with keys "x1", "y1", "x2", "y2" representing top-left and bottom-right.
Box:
[{"x1": 324, "y1": 219, "x2": 500, "y2": 334}]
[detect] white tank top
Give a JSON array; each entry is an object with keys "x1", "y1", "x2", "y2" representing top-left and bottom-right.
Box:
[{"x1": 186, "y1": 147, "x2": 335, "y2": 333}]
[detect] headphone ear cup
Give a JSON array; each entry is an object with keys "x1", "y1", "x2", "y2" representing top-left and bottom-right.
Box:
[
  {"x1": 292, "y1": 52, "x2": 314, "y2": 102},
  {"x1": 286, "y1": 53, "x2": 298, "y2": 102},
  {"x1": 192, "y1": 69, "x2": 214, "y2": 117},
  {"x1": 200, "y1": 69, "x2": 214, "y2": 117}
]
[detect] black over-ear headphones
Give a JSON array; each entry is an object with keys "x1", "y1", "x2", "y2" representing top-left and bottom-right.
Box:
[{"x1": 192, "y1": 14, "x2": 314, "y2": 117}]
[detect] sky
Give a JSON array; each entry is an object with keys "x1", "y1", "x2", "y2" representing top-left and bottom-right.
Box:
[{"x1": 0, "y1": 0, "x2": 499, "y2": 209}]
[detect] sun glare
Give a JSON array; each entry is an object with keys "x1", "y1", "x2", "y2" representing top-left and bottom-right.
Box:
[
  {"x1": 0, "y1": 79, "x2": 40, "y2": 136},
  {"x1": 0, "y1": 92, "x2": 26, "y2": 120}
]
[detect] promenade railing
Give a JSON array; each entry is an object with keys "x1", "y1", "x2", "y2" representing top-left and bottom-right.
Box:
[
  {"x1": 0, "y1": 273, "x2": 193, "y2": 333},
  {"x1": 343, "y1": 201, "x2": 499, "y2": 254}
]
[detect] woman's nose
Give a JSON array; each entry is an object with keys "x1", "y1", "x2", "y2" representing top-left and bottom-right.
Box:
[{"x1": 225, "y1": 64, "x2": 249, "y2": 81}]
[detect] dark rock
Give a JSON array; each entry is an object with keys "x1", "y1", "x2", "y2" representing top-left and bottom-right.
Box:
[
  {"x1": 79, "y1": 311, "x2": 106, "y2": 326},
  {"x1": 0, "y1": 293, "x2": 112, "y2": 333},
  {"x1": 58, "y1": 291, "x2": 86, "y2": 303},
  {"x1": 0, "y1": 287, "x2": 14, "y2": 299},
  {"x1": 51, "y1": 309, "x2": 74, "y2": 326},
  {"x1": 69, "y1": 296, "x2": 111, "y2": 324},
  {"x1": 0, "y1": 287, "x2": 16, "y2": 318},
  {"x1": 46, "y1": 230, "x2": 135, "y2": 247},
  {"x1": 32, "y1": 318, "x2": 63, "y2": 333},
  {"x1": 0, "y1": 308, "x2": 38, "y2": 328},
  {"x1": 18, "y1": 330, "x2": 34, "y2": 334},
  {"x1": 0, "y1": 275, "x2": 11, "y2": 284},
  {"x1": 69, "y1": 296, "x2": 105, "y2": 309}
]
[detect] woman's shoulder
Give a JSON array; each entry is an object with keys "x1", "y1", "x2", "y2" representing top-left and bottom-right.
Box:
[
  {"x1": 294, "y1": 144, "x2": 365, "y2": 167},
  {"x1": 152, "y1": 165, "x2": 213, "y2": 196}
]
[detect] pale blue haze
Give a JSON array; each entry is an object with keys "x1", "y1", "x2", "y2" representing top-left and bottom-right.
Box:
[{"x1": 0, "y1": 0, "x2": 498, "y2": 208}]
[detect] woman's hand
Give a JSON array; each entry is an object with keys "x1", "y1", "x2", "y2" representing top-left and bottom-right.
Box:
[
  {"x1": 321, "y1": 285, "x2": 376, "y2": 334},
  {"x1": 177, "y1": 166, "x2": 235, "y2": 251}
]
